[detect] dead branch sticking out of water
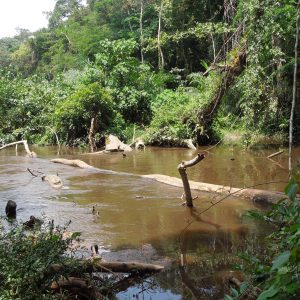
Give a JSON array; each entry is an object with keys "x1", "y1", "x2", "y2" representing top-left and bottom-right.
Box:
[
  {"x1": 105, "y1": 134, "x2": 132, "y2": 152},
  {"x1": 177, "y1": 153, "x2": 206, "y2": 207},
  {"x1": 27, "y1": 168, "x2": 63, "y2": 189},
  {"x1": 0, "y1": 140, "x2": 37, "y2": 157},
  {"x1": 267, "y1": 150, "x2": 284, "y2": 159}
]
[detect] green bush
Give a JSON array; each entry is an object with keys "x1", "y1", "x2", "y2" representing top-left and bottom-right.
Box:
[
  {"x1": 226, "y1": 162, "x2": 300, "y2": 300},
  {"x1": 54, "y1": 83, "x2": 114, "y2": 144},
  {"x1": 0, "y1": 221, "x2": 81, "y2": 299}
]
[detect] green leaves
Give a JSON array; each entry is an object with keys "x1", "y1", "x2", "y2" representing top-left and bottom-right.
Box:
[
  {"x1": 284, "y1": 180, "x2": 299, "y2": 201},
  {"x1": 257, "y1": 285, "x2": 279, "y2": 300},
  {"x1": 270, "y1": 251, "x2": 291, "y2": 272},
  {"x1": 0, "y1": 221, "x2": 80, "y2": 299},
  {"x1": 239, "y1": 170, "x2": 300, "y2": 300}
]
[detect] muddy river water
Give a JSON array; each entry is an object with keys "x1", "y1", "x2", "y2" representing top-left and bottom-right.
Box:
[{"x1": 0, "y1": 145, "x2": 298, "y2": 299}]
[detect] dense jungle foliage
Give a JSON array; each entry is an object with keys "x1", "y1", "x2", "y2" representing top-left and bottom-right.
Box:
[
  {"x1": 226, "y1": 162, "x2": 300, "y2": 300},
  {"x1": 0, "y1": 0, "x2": 299, "y2": 147}
]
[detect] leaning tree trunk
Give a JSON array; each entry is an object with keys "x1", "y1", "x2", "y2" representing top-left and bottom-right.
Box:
[{"x1": 197, "y1": 45, "x2": 246, "y2": 145}]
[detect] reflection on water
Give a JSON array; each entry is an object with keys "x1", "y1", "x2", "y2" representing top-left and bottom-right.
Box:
[{"x1": 0, "y1": 145, "x2": 296, "y2": 299}]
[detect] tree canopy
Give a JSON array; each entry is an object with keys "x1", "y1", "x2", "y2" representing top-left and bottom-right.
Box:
[{"x1": 0, "y1": 0, "x2": 299, "y2": 147}]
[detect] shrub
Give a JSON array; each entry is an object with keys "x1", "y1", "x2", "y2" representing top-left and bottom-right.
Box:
[{"x1": 54, "y1": 83, "x2": 114, "y2": 144}]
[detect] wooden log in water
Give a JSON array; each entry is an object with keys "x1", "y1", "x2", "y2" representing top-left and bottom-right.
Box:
[
  {"x1": 267, "y1": 150, "x2": 284, "y2": 159},
  {"x1": 50, "y1": 260, "x2": 164, "y2": 274},
  {"x1": 27, "y1": 168, "x2": 63, "y2": 189},
  {"x1": 50, "y1": 158, "x2": 286, "y2": 205},
  {"x1": 0, "y1": 140, "x2": 37, "y2": 157},
  {"x1": 51, "y1": 158, "x2": 95, "y2": 169},
  {"x1": 142, "y1": 174, "x2": 286, "y2": 205}
]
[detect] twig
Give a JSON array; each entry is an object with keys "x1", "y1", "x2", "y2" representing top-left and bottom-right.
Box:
[
  {"x1": 267, "y1": 150, "x2": 283, "y2": 159},
  {"x1": 27, "y1": 168, "x2": 44, "y2": 177}
]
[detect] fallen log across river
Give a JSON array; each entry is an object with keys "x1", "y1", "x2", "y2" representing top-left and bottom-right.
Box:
[{"x1": 51, "y1": 158, "x2": 287, "y2": 205}]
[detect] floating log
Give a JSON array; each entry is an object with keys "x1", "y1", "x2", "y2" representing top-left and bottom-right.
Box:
[
  {"x1": 0, "y1": 140, "x2": 37, "y2": 157},
  {"x1": 41, "y1": 174, "x2": 63, "y2": 189},
  {"x1": 105, "y1": 134, "x2": 132, "y2": 152},
  {"x1": 51, "y1": 158, "x2": 95, "y2": 169},
  {"x1": 183, "y1": 139, "x2": 196, "y2": 150},
  {"x1": 142, "y1": 174, "x2": 286, "y2": 204},
  {"x1": 27, "y1": 168, "x2": 63, "y2": 189},
  {"x1": 50, "y1": 158, "x2": 286, "y2": 204},
  {"x1": 267, "y1": 150, "x2": 284, "y2": 159}
]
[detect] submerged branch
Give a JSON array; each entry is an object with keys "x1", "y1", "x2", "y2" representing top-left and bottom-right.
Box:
[{"x1": 0, "y1": 140, "x2": 37, "y2": 157}]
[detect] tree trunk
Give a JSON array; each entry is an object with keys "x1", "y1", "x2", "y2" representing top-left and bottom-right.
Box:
[
  {"x1": 197, "y1": 45, "x2": 246, "y2": 144},
  {"x1": 88, "y1": 117, "x2": 96, "y2": 152},
  {"x1": 289, "y1": 1, "x2": 300, "y2": 174},
  {"x1": 140, "y1": 0, "x2": 144, "y2": 63},
  {"x1": 177, "y1": 153, "x2": 206, "y2": 207},
  {"x1": 157, "y1": 1, "x2": 164, "y2": 70},
  {"x1": 50, "y1": 260, "x2": 164, "y2": 275},
  {"x1": 51, "y1": 158, "x2": 95, "y2": 169}
]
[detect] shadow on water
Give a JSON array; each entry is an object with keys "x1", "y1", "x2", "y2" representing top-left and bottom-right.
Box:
[{"x1": 0, "y1": 145, "x2": 295, "y2": 299}]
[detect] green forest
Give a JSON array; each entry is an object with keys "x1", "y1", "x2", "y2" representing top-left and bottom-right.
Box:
[{"x1": 0, "y1": 0, "x2": 299, "y2": 148}]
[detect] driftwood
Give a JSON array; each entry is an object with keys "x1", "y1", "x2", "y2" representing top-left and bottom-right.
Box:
[
  {"x1": 183, "y1": 139, "x2": 197, "y2": 150},
  {"x1": 105, "y1": 134, "x2": 132, "y2": 152},
  {"x1": 50, "y1": 260, "x2": 164, "y2": 274},
  {"x1": 178, "y1": 153, "x2": 206, "y2": 207},
  {"x1": 51, "y1": 158, "x2": 95, "y2": 169},
  {"x1": 0, "y1": 140, "x2": 37, "y2": 157},
  {"x1": 50, "y1": 277, "x2": 103, "y2": 300},
  {"x1": 49, "y1": 260, "x2": 163, "y2": 299},
  {"x1": 27, "y1": 168, "x2": 63, "y2": 189},
  {"x1": 42, "y1": 174, "x2": 63, "y2": 189},
  {"x1": 130, "y1": 138, "x2": 146, "y2": 150},
  {"x1": 50, "y1": 158, "x2": 287, "y2": 205},
  {"x1": 143, "y1": 174, "x2": 286, "y2": 204},
  {"x1": 86, "y1": 134, "x2": 134, "y2": 154},
  {"x1": 267, "y1": 150, "x2": 284, "y2": 159}
]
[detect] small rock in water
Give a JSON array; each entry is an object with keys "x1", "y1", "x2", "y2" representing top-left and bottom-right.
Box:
[
  {"x1": 5, "y1": 200, "x2": 17, "y2": 218},
  {"x1": 23, "y1": 216, "x2": 43, "y2": 229}
]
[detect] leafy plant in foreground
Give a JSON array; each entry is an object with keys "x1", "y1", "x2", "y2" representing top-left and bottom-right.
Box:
[
  {"x1": 226, "y1": 161, "x2": 300, "y2": 300},
  {"x1": 0, "y1": 220, "x2": 82, "y2": 300}
]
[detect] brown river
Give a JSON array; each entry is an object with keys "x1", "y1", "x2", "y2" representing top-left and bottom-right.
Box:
[{"x1": 0, "y1": 145, "x2": 298, "y2": 299}]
